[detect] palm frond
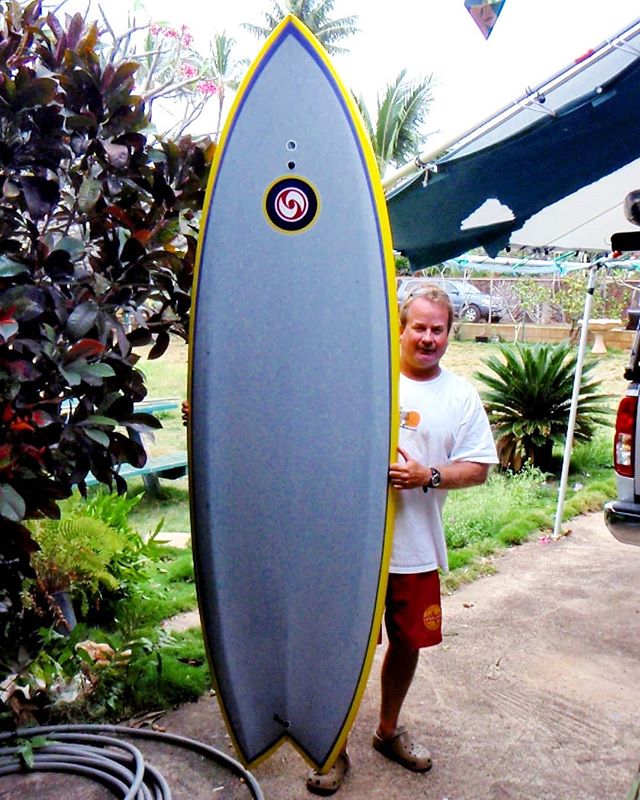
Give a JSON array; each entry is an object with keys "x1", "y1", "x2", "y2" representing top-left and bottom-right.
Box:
[
  {"x1": 365, "y1": 69, "x2": 434, "y2": 173},
  {"x1": 242, "y1": 0, "x2": 359, "y2": 55}
]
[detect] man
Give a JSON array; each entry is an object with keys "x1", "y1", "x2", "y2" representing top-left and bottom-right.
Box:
[{"x1": 307, "y1": 285, "x2": 498, "y2": 795}]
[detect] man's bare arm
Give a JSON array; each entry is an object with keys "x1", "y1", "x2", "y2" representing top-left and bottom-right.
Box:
[{"x1": 389, "y1": 446, "x2": 490, "y2": 491}]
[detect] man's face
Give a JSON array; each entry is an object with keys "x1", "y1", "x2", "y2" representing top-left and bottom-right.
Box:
[{"x1": 399, "y1": 297, "x2": 450, "y2": 380}]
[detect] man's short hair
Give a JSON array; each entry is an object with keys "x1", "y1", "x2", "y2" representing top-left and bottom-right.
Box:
[{"x1": 399, "y1": 284, "x2": 455, "y2": 331}]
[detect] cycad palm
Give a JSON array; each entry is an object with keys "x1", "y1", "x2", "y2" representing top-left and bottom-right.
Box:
[
  {"x1": 356, "y1": 69, "x2": 434, "y2": 176},
  {"x1": 242, "y1": 0, "x2": 359, "y2": 55},
  {"x1": 474, "y1": 342, "x2": 611, "y2": 472}
]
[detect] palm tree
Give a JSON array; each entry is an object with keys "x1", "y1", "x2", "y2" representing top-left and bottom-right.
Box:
[
  {"x1": 209, "y1": 32, "x2": 249, "y2": 139},
  {"x1": 356, "y1": 69, "x2": 434, "y2": 176},
  {"x1": 474, "y1": 342, "x2": 611, "y2": 473},
  {"x1": 243, "y1": 0, "x2": 359, "y2": 55}
]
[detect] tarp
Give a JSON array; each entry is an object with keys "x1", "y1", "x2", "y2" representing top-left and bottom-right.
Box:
[
  {"x1": 444, "y1": 254, "x2": 640, "y2": 275},
  {"x1": 386, "y1": 18, "x2": 640, "y2": 268}
]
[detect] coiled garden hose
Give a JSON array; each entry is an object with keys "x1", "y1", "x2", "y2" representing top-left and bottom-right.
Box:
[{"x1": 0, "y1": 723, "x2": 264, "y2": 800}]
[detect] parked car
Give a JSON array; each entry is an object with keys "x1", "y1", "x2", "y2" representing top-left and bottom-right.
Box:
[
  {"x1": 604, "y1": 333, "x2": 640, "y2": 546},
  {"x1": 396, "y1": 277, "x2": 505, "y2": 322}
]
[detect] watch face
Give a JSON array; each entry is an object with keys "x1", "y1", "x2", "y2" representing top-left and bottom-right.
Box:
[{"x1": 431, "y1": 468, "x2": 441, "y2": 487}]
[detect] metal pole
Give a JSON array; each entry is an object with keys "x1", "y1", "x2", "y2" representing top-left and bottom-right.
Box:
[
  {"x1": 553, "y1": 262, "x2": 599, "y2": 538},
  {"x1": 381, "y1": 18, "x2": 640, "y2": 194}
]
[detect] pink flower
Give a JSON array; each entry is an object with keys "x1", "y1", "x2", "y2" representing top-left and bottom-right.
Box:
[
  {"x1": 197, "y1": 80, "x2": 218, "y2": 97},
  {"x1": 150, "y1": 23, "x2": 193, "y2": 46},
  {"x1": 180, "y1": 25, "x2": 193, "y2": 47},
  {"x1": 181, "y1": 63, "x2": 198, "y2": 79}
]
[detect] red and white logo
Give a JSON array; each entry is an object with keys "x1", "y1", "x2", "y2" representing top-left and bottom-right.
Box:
[
  {"x1": 274, "y1": 187, "x2": 309, "y2": 223},
  {"x1": 264, "y1": 176, "x2": 319, "y2": 233}
]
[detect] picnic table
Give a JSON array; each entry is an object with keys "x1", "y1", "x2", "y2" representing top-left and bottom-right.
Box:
[{"x1": 84, "y1": 396, "x2": 187, "y2": 495}]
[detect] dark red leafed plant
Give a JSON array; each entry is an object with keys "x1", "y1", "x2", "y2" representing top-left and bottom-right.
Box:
[{"x1": 0, "y1": 1, "x2": 213, "y2": 649}]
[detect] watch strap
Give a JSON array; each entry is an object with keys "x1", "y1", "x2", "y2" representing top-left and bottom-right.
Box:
[{"x1": 422, "y1": 467, "x2": 441, "y2": 493}]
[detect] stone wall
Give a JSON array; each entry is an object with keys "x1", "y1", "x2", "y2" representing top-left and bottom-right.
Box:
[{"x1": 454, "y1": 322, "x2": 635, "y2": 351}]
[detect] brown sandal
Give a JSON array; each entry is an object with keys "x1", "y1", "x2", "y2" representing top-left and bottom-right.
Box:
[
  {"x1": 372, "y1": 726, "x2": 432, "y2": 772},
  {"x1": 306, "y1": 751, "x2": 350, "y2": 796}
]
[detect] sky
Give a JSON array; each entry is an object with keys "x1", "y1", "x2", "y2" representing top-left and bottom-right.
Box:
[{"x1": 64, "y1": 0, "x2": 640, "y2": 154}]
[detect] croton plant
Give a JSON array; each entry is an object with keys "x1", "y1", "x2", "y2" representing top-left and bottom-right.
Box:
[{"x1": 0, "y1": 1, "x2": 213, "y2": 640}]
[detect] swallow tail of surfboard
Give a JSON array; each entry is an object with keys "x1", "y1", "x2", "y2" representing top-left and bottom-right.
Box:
[{"x1": 188, "y1": 16, "x2": 398, "y2": 772}]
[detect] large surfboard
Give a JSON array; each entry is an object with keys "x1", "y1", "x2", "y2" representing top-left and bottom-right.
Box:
[{"x1": 188, "y1": 16, "x2": 398, "y2": 772}]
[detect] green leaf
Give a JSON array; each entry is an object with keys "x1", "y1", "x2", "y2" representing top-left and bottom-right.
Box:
[
  {"x1": 53, "y1": 237, "x2": 85, "y2": 258},
  {"x1": 84, "y1": 415, "x2": 117, "y2": 426},
  {"x1": 75, "y1": 645, "x2": 95, "y2": 665},
  {"x1": 66, "y1": 303, "x2": 98, "y2": 337},
  {"x1": 59, "y1": 366, "x2": 82, "y2": 386},
  {"x1": 0, "y1": 256, "x2": 29, "y2": 277},
  {"x1": 108, "y1": 61, "x2": 139, "y2": 92},
  {"x1": 18, "y1": 740, "x2": 35, "y2": 768},
  {"x1": 78, "y1": 177, "x2": 102, "y2": 213},
  {"x1": 0, "y1": 483, "x2": 26, "y2": 522},
  {"x1": 84, "y1": 428, "x2": 111, "y2": 447},
  {"x1": 15, "y1": 77, "x2": 57, "y2": 109},
  {"x1": 64, "y1": 112, "x2": 99, "y2": 130},
  {"x1": 475, "y1": 341, "x2": 610, "y2": 472},
  {"x1": 81, "y1": 363, "x2": 116, "y2": 378}
]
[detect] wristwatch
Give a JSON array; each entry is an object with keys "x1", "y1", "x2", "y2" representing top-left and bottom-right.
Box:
[{"x1": 422, "y1": 467, "x2": 442, "y2": 493}]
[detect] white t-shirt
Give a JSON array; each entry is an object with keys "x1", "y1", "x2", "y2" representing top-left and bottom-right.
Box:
[{"x1": 391, "y1": 369, "x2": 498, "y2": 574}]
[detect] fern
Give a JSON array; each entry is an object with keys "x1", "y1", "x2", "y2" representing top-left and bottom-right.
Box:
[{"x1": 28, "y1": 517, "x2": 127, "y2": 613}]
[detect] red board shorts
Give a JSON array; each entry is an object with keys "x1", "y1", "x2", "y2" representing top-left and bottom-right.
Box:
[{"x1": 380, "y1": 570, "x2": 443, "y2": 649}]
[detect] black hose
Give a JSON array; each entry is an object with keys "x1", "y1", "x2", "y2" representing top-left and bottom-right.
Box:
[{"x1": 0, "y1": 723, "x2": 264, "y2": 800}]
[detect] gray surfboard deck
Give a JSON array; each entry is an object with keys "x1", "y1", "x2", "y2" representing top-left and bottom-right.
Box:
[{"x1": 188, "y1": 16, "x2": 398, "y2": 771}]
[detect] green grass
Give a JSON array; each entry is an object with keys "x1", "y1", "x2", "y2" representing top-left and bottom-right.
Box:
[
  {"x1": 124, "y1": 480, "x2": 191, "y2": 535},
  {"x1": 441, "y1": 425, "x2": 616, "y2": 591},
  {"x1": 120, "y1": 546, "x2": 197, "y2": 625},
  {"x1": 134, "y1": 339, "x2": 188, "y2": 457}
]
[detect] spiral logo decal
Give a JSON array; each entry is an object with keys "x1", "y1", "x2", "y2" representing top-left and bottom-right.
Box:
[
  {"x1": 275, "y1": 187, "x2": 308, "y2": 220},
  {"x1": 264, "y1": 176, "x2": 319, "y2": 233}
]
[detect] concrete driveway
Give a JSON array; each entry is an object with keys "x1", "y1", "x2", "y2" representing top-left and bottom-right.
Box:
[
  {"x1": 161, "y1": 512, "x2": 640, "y2": 799},
  {"x1": 3, "y1": 513, "x2": 639, "y2": 800}
]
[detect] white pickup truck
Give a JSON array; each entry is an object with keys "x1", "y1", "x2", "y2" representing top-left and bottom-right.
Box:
[
  {"x1": 604, "y1": 190, "x2": 640, "y2": 547},
  {"x1": 604, "y1": 333, "x2": 640, "y2": 546}
]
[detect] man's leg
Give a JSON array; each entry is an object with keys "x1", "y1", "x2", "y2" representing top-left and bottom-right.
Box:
[
  {"x1": 377, "y1": 639, "x2": 419, "y2": 739},
  {"x1": 373, "y1": 640, "x2": 431, "y2": 772},
  {"x1": 371, "y1": 572, "x2": 438, "y2": 772}
]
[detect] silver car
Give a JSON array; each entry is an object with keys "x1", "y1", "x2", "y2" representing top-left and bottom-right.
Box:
[{"x1": 396, "y1": 277, "x2": 505, "y2": 323}]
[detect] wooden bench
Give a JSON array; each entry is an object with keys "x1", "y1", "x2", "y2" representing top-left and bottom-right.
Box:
[{"x1": 83, "y1": 397, "x2": 188, "y2": 495}]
